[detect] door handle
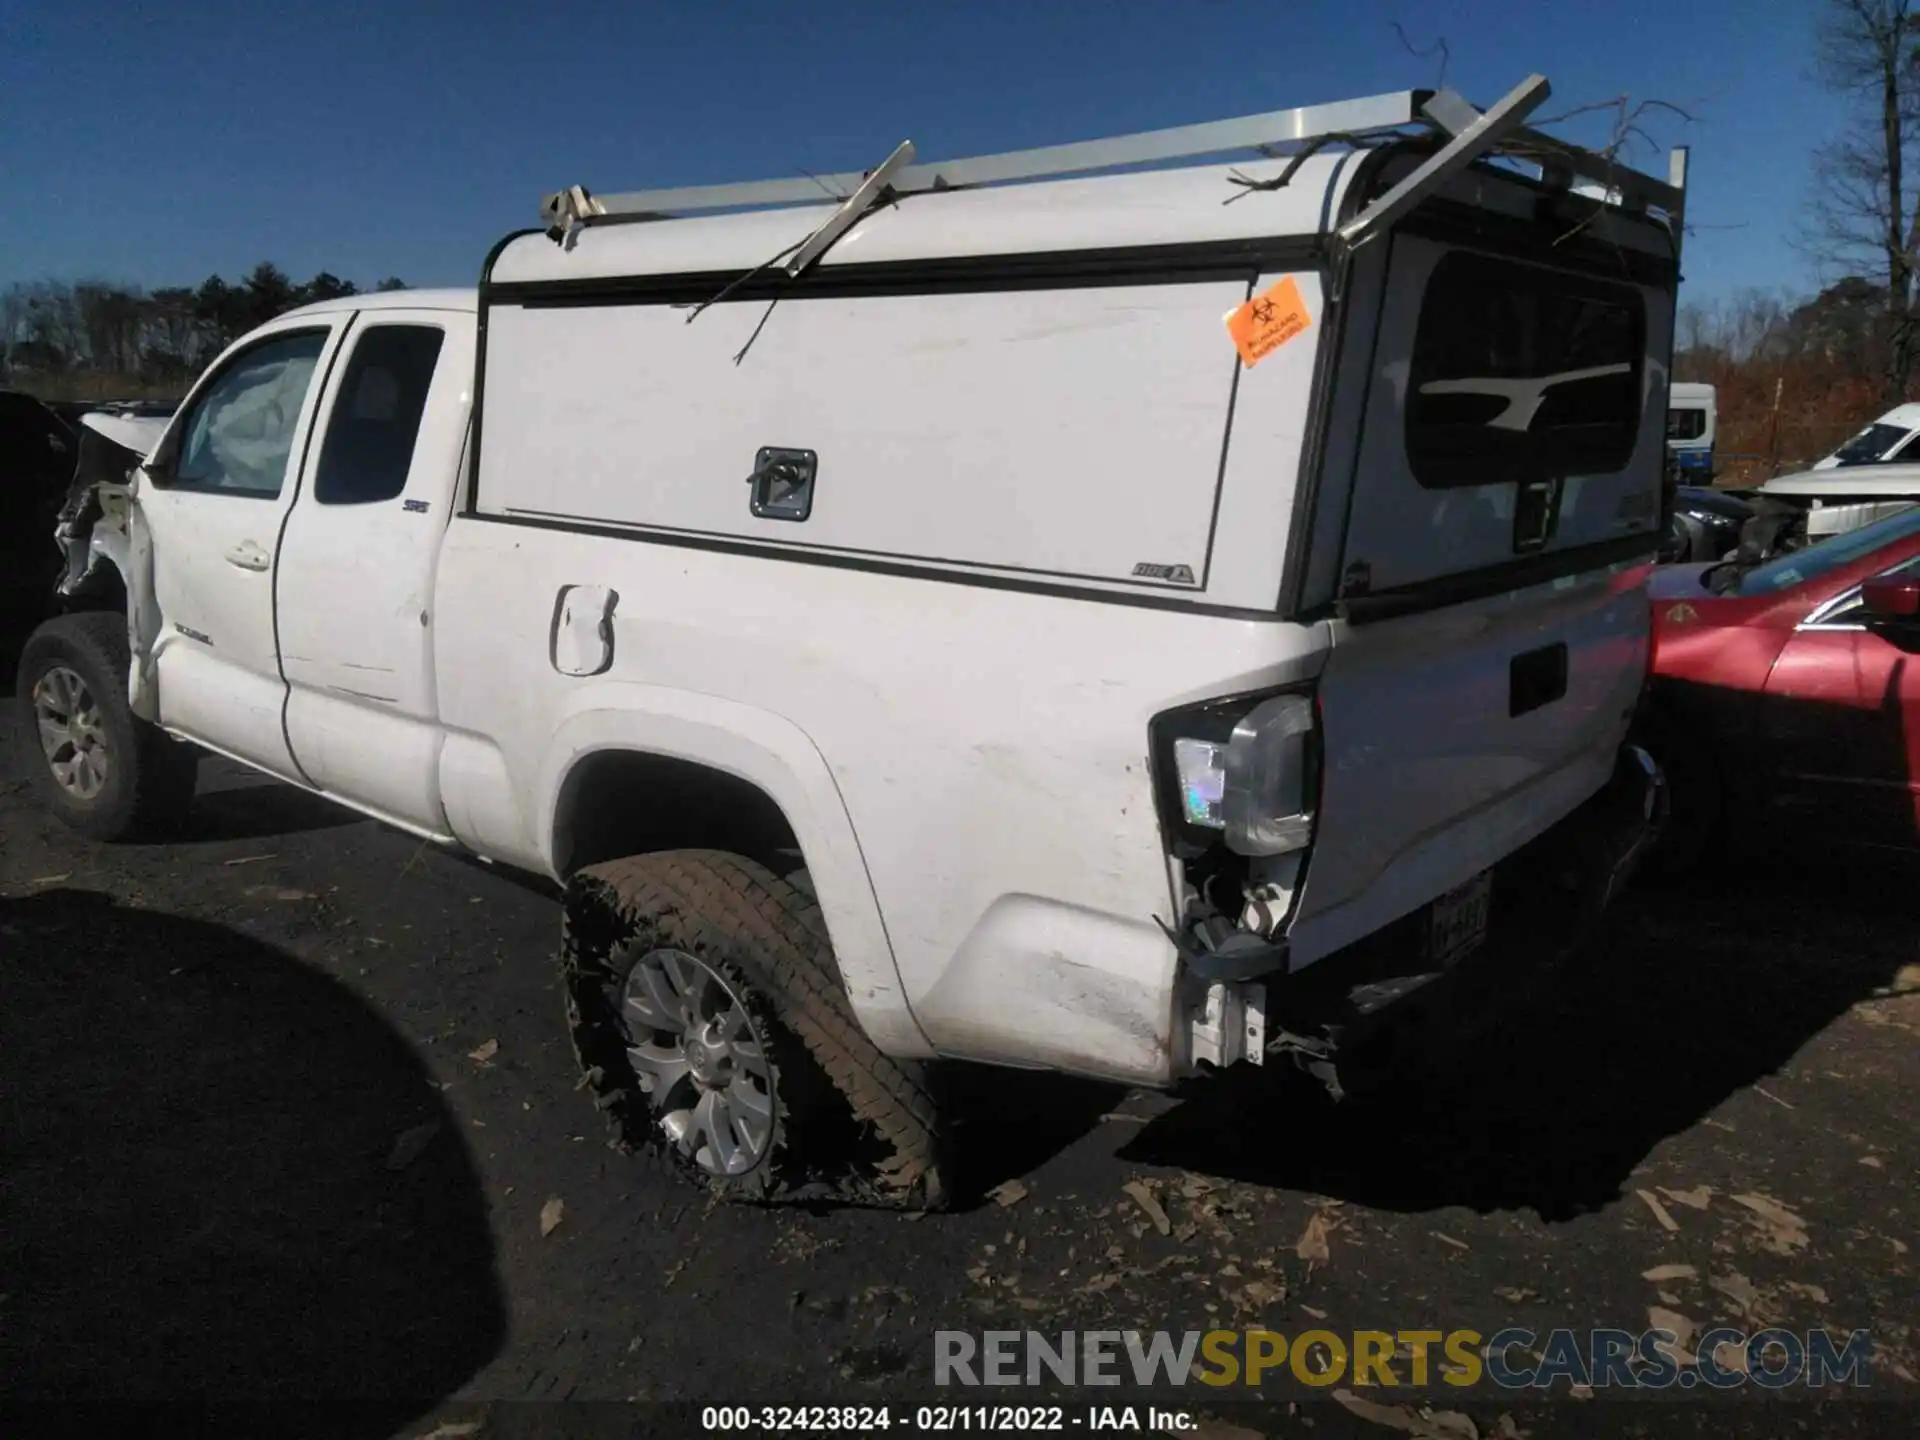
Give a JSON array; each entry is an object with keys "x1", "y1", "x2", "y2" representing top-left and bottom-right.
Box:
[{"x1": 224, "y1": 541, "x2": 270, "y2": 572}]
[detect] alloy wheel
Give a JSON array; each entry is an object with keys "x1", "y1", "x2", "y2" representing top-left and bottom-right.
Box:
[
  {"x1": 619, "y1": 948, "x2": 776, "y2": 1177},
  {"x1": 32, "y1": 665, "x2": 110, "y2": 801}
]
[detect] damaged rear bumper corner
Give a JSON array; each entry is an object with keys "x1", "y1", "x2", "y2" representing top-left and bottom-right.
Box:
[{"x1": 1176, "y1": 742, "x2": 1668, "y2": 1079}]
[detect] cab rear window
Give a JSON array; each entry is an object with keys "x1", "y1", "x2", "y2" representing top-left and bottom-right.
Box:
[{"x1": 1405, "y1": 252, "x2": 1645, "y2": 489}]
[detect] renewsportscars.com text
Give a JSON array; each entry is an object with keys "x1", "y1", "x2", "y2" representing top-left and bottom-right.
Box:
[{"x1": 934, "y1": 1328, "x2": 1875, "y2": 1391}]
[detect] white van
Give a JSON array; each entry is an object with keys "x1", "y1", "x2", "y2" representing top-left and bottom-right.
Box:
[
  {"x1": 20, "y1": 75, "x2": 1677, "y2": 1208},
  {"x1": 1666, "y1": 381, "x2": 1716, "y2": 478},
  {"x1": 1814, "y1": 402, "x2": 1920, "y2": 469}
]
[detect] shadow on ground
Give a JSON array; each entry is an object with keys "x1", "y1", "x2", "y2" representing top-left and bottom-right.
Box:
[
  {"x1": 180, "y1": 775, "x2": 364, "y2": 843},
  {"x1": 0, "y1": 595, "x2": 40, "y2": 700},
  {"x1": 0, "y1": 887, "x2": 506, "y2": 1432},
  {"x1": 1117, "y1": 851, "x2": 1918, "y2": 1222},
  {"x1": 937, "y1": 1065, "x2": 1122, "y2": 1208}
]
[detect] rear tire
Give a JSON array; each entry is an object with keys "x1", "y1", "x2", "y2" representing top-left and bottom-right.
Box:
[
  {"x1": 561, "y1": 849, "x2": 952, "y2": 1210},
  {"x1": 14, "y1": 611, "x2": 198, "y2": 842}
]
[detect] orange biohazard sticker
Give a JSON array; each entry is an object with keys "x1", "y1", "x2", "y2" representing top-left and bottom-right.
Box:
[{"x1": 1225, "y1": 275, "x2": 1312, "y2": 368}]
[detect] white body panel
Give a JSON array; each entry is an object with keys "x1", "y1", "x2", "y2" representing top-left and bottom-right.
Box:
[
  {"x1": 1806, "y1": 500, "x2": 1920, "y2": 539},
  {"x1": 134, "y1": 314, "x2": 352, "y2": 781},
  {"x1": 431, "y1": 514, "x2": 1330, "y2": 1079},
  {"x1": 1761, "y1": 464, "x2": 1920, "y2": 499},
  {"x1": 480, "y1": 281, "x2": 1267, "y2": 594},
  {"x1": 1759, "y1": 468, "x2": 1920, "y2": 541},
  {"x1": 277, "y1": 308, "x2": 476, "y2": 833}
]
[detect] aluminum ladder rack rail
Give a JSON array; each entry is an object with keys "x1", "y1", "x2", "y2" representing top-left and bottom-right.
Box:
[{"x1": 539, "y1": 74, "x2": 1687, "y2": 266}]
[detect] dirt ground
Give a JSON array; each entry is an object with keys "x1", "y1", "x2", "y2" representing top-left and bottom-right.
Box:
[{"x1": 1, "y1": 615, "x2": 1916, "y2": 1439}]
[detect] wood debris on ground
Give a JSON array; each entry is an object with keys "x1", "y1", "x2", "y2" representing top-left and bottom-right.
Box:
[
  {"x1": 1642, "y1": 1263, "x2": 1698, "y2": 1282},
  {"x1": 539, "y1": 1196, "x2": 565, "y2": 1237},
  {"x1": 1659, "y1": 1185, "x2": 1714, "y2": 1211},
  {"x1": 1296, "y1": 1210, "x2": 1335, "y2": 1264},
  {"x1": 1330, "y1": 1388, "x2": 1479, "y2": 1439},
  {"x1": 1121, "y1": 1179, "x2": 1171, "y2": 1236},
  {"x1": 1646, "y1": 1306, "x2": 1699, "y2": 1366},
  {"x1": 1635, "y1": 1188, "x2": 1681, "y2": 1233},
  {"x1": 1708, "y1": 1270, "x2": 1761, "y2": 1318},
  {"x1": 988, "y1": 1178, "x2": 1029, "y2": 1208},
  {"x1": 1729, "y1": 1192, "x2": 1811, "y2": 1254}
]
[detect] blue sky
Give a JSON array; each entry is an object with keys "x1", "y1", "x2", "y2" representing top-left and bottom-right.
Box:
[{"x1": 0, "y1": 0, "x2": 1838, "y2": 304}]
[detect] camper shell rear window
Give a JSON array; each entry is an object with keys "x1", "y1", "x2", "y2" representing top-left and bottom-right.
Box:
[{"x1": 1405, "y1": 252, "x2": 1645, "y2": 489}]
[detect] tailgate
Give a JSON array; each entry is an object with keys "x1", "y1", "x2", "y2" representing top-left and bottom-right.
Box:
[
  {"x1": 1285, "y1": 211, "x2": 1671, "y2": 966},
  {"x1": 1286, "y1": 564, "x2": 1650, "y2": 966}
]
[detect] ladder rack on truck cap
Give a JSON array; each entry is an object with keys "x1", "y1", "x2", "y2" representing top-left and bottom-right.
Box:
[{"x1": 540, "y1": 73, "x2": 1689, "y2": 267}]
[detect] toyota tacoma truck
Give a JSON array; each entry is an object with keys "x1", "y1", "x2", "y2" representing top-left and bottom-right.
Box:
[{"x1": 16, "y1": 75, "x2": 1675, "y2": 1210}]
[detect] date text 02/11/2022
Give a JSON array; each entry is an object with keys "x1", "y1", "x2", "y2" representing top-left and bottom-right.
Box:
[{"x1": 699, "y1": 1404, "x2": 1192, "y2": 1431}]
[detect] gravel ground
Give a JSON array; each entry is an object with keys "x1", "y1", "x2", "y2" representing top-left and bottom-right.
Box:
[{"x1": 1, "y1": 615, "x2": 1916, "y2": 1439}]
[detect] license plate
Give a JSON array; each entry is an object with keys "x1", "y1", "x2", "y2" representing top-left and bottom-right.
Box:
[{"x1": 1429, "y1": 869, "x2": 1492, "y2": 969}]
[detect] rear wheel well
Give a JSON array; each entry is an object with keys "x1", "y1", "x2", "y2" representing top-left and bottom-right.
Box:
[{"x1": 552, "y1": 749, "x2": 808, "y2": 884}]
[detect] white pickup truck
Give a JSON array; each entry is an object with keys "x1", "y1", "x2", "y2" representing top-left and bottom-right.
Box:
[{"x1": 15, "y1": 75, "x2": 1675, "y2": 1210}]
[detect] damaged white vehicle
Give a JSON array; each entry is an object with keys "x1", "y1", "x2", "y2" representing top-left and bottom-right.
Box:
[{"x1": 17, "y1": 75, "x2": 1675, "y2": 1210}]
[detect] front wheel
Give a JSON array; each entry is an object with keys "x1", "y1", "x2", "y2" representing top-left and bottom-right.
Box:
[
  {"x1": 14, "y1": 611, "x2": 198, "y2": 841},
  {"x1": 561, "y1": 850, "x2": 952, "y2": 1210}
]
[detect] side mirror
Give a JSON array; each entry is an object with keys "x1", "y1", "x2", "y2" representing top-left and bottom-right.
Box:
[{"x1": 1861, "y1": 574, "x2": 1920, "y2": 620}]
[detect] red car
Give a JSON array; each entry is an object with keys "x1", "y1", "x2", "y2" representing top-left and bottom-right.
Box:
[{"x1": 1635, "y1": 505, "x2": 1920, "y2": 868}]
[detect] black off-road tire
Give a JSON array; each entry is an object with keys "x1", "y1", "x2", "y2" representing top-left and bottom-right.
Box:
[
  {"x1": 561, "y1": 849, "x2": 953, "y2": 1211},
  {"x1": 14, "y1": 611, "x2": 198, "y2": 842}
]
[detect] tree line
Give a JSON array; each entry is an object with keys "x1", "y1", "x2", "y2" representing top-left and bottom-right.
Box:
[
  {"x1": 0, "y1": 263, "x2": 409, "y2": 399},
  {"x1": 1675, "y1": 277, "x2": 1891, "y2": 479}
]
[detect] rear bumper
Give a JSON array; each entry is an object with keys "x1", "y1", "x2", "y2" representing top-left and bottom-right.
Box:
[
  {"x1": 1582, "y1": 742, "x2": 1669, "y2": 908},
  {"x1": 1261, "y1": 743, "x2": 1666, "y2": 1072}
]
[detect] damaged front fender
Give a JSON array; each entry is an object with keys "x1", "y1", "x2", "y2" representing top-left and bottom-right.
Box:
[
  {"x1": 59, "y1": 482, "x2": 162, "y2": 722},
  {"x1": 55, "y1": 411, "x2": 170, "y2": 720}
]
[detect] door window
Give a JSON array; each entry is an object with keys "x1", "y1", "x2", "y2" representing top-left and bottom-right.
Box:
[
  {"x1": 313, "y1": 325, "x2": 447, "y2": 505},
  {"x1": 171, "y1": 330, "x2": 329, "y2": 498}
]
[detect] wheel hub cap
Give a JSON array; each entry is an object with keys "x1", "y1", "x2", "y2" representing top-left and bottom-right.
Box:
[
  {"x1": 618, "y1": 948, "x2": 774, "y2": 1177},
  {"x1": 32, "y1": 665, "x2": 110, "y2": 801}
]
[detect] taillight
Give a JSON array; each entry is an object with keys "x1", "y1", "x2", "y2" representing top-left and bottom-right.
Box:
[{"x1": 1149, "y1": 685, "x2": 1320, "y2": 858}]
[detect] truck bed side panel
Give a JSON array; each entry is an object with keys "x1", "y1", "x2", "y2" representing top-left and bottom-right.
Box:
[{"x1": 431, "y1": 516, "x2": 1328, "y2": 1083}]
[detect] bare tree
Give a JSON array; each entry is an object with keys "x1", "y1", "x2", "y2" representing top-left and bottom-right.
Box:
[{"x1": 1804, "y1": 0, "x2": 1920, "y2": 403}]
